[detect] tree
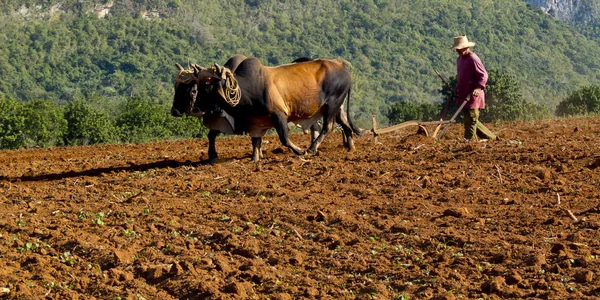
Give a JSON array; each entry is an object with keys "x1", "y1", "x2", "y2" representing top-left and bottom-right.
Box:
[
  {"x1": 0, "y1": 97, "x2": 25, "y2": 149},
  {"x1": 556, "y1": 85, "x2": 600, "y2": 116},
  {"x1": 482, "y1": 69, "x2": 525, "y2": 122},
  {"x1": 63, "y1": 100, "x2": 120, "y2": 145},
  {"x1": 19, "y1": 100, "x2": 68, "y2": 148},
  {"x1": 116, "y1": 97, "x2": 172, "y2": 143},
  {"x1": 387, "y1": 101, "x2": 440, "y2": 124}
]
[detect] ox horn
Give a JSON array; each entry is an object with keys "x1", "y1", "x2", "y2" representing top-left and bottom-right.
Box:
[
  {"x1": 176, "y1": 63, "x2": 184, "y2": 71},
  {"x1": 214, "y1": 63, "x2": 226, "y2": 79}
]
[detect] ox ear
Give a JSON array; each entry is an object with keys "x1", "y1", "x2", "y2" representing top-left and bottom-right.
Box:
[
  {"x1": 176, "y1": 63, "x2": 184, "y2": 72},
  {"x1": 215, "y1": 80, "x2": 227, "y2": 102}
]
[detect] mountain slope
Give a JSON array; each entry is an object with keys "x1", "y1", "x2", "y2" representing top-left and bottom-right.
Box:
[
  {"x1": 2, "y1": 0, "x2": 600, "y2": 125},
  {"x1": 523, "y1": 0, "x2": 599, "y2": 22}
]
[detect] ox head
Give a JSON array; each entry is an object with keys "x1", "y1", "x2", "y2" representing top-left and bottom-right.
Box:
[
  {"x1": 171, "y1": 63, "x2": 205, "y2": 117},
  {"x1": 194, "y1": 63, "x2": 241, "y2": 111}
]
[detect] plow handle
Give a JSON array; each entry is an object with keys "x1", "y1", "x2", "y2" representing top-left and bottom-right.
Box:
[{"x1": 436, "y1": 99, "x2": 468, "y2": 140}]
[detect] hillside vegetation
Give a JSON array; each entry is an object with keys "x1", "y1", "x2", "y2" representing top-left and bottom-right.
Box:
[{"x1": 1, "y1": 0, "x2": 600, "y2": 149}]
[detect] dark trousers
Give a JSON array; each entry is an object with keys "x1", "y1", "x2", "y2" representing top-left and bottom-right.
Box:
[{"x1": 463, "y1": 109, "x2": 497, "y2": 140}]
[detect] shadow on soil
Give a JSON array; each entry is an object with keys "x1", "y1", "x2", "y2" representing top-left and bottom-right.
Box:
[{"x1": 0, "y1": 159, "x2": 211, "y2": 182}]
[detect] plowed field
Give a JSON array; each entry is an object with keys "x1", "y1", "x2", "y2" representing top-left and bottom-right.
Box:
[{"x1": 1, "y1": 117, "x2": 599, "y2": 300}]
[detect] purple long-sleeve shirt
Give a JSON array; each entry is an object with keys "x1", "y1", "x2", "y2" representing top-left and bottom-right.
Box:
[{"x1": 456, "y1": 52, "x2": 488, "y2": 109}]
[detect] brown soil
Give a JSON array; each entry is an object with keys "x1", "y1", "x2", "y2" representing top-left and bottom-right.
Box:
[{"x1": 1, "y1": 117, "x2": 599, "y2": 300}]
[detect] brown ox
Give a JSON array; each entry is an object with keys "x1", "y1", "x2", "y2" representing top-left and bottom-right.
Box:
[
  {"x1": 171, "y1": 56, "x2": 360, "y2": 163},
  {"x1": 190, "y1": 57, "x2": 360, "y2": 161}
]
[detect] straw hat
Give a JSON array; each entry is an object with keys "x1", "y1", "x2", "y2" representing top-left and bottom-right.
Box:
[{"x1": 452, "y1": 35, "x2": 476, "y2": 49}]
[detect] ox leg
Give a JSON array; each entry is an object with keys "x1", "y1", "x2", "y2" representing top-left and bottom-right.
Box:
[
  {"x1": 271, "y1": 113, "x2": 305, "y2": 156},
  {"x1": 307, "y1": 117, "x2": 335, "y2": 155},
  {"x1": 336, "y1": 112, "x2": 355, "y2": 152},
  {"x1": 310, "y1": 123, "x2": 321, "y2": 143},
  {"x1": 207, "y1": 129, "x2": 220, "y2": 164},
  {"x1": 251, "y1": 137, "x2": 263, "y2": 162}
]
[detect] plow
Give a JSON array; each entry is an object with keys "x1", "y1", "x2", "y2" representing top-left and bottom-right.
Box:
[
  {"x1": 369, "y1": 100, "x2": 467, "y2": 142},
  {"x1": 367, "y1": 70, "x2": 468, "y2": 142}
]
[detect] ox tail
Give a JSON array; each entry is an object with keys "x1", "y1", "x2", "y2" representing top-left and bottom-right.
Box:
[{"x1": 346, "y1": 88, "x2": 363, "y2": 136}]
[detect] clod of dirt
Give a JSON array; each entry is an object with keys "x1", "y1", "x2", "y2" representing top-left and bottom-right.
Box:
[
  {"x1": 390, "y1": 222, "x2": 412, "y2": 234},
  {"x1": 267, "y1": 256, "x2": 280, "y2": 266},
  {"x1": 270, "y1": 293, "x2": 292, "y2": 300},
  {"x1": 359, "y1": 283, "x2": 389, "y2": 299},
  {"x1": 304, "y1": 287, "x2": 319, "y2": 298},
  {"x1": 113, "y1": 249, "x2": 134, "y2": 265},
  {"x1": 327, "y1": 240, "x2": 344, "y2": 250},
  {"x1": 234, "y1": 238, "x2": 261, "y2": 258},
  {"x1": 551, "y1": 243, "x2": 573, "y2": 259},
  {"x1": 505, "y1": 269, "x2": 523, "y2": 285},
  {"x1": 588, "y1": 158, "x2": 600, "y2": 169},
  {"x1": 533, "y1": 166, "x2": 552, "y2": 180},
  {"x1": 0, "y1": 288, "x2": 10, "y2": 297},
  {"x1": 481, "y1": 276, "x2": 507, "y2": 294},
  {"x1": 213, "y1": 255, "x2": 232, "y2": 273},
  {"x1": 316, "y1": 210, "x2": 327, "y2": 222},
  {"x1": 443, "y1": 207, "x2": 473, "y2": 218},
  {"x1": 432, "y1": 292, "x2": 457, "y2": 300},
  {"x1": 108, "y1": 268, "x2": 134, "y2": 282},
  {"x1": 574, "y1": 270, "x2": 594, "y2": 283},
  {"x1": 525, "y1": 253, "x2": 546, "y2": 266},
  {"x1": 146, "y1": 265, "x2": 166, "y2": 281},
  {"x1": 170, "y1": 262, "x2": 184, "y2": 276},
  {"x1": 288, "y1": 250, "x2": 304, "y2": 266},
  {"x1": 551, "y1": 243, "x2": 567, "y2": 254},
  {"x1": 421, "y1": 175, "x2": 433, "y2": 188},
  {"x1": 223, "y1": 281, "x2": 248, "y2": 297},
  {"x1": 566, "y1": 232, "x2": 582, "y2": 242}
]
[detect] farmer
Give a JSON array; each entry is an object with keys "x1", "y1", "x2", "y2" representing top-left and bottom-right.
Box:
[{"x1": 452, "y1": 35, "x2": 498, "y2": 141}]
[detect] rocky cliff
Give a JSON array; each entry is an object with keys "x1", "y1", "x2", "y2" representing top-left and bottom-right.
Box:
[{"x1": 524, "y1": 0, "x2": 599, "y2": 23}]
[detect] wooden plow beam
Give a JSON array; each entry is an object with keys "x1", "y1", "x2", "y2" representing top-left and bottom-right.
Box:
[
  {"x1": 373, "y1": 120, "x2": 454, "y2": 136},
  {"x1": 370, "y1": 100, "x2": 468, "y2": 143}
]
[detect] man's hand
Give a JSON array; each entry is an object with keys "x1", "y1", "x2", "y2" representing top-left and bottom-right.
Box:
[{"x1": 472, "y1": 88, "x2": 482, "y2": 97}]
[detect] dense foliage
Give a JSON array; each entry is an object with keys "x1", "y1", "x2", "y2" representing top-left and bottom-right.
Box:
[
  {"x1": 1, "y1": 0, "x2": 600, "y2": 149},
  {"x1": 555, "y1": 85, "x2": 600, "y2": 117},
  {"x1": 0, "y1": 96, "x2": 207, "y2": 149}
]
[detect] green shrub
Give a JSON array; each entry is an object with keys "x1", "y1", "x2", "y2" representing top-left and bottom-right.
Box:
[
  {"x1": 481, "y1": 70, "x2": 525, "y2": 122},
  {"x1": 0, "y1": 97, "x2": 26, "y2": 149},
  {"x1": 387, "y1": 101, "x2": 440, "y2": 124},
  {"x1": 521, "y1": 101, "x2": 551, "y2": 121},
  {"x1": 63, "y1": 100, "x2": 120, "y2": 145},
  {"x1": 164, "y1": 115, "x2": 209, "y2": 139},
  {"x1": 116, "y1": 97, "x2": 172, "y2": 143},
  {"x1": 556, "y1": 85, "x2": 600, "y2": 116},
  {"x1": 19, "y1": 100, "x2": 67, "y2": 148}
]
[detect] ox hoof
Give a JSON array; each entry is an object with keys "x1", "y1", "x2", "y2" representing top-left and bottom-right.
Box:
[{"x1": 208, "y1": 156, "x2": 218, "y2": 164}]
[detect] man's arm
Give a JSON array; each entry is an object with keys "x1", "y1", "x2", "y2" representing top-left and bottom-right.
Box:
[{"x1": 472, "y1": 54, "x2": 488, "y2": 91}]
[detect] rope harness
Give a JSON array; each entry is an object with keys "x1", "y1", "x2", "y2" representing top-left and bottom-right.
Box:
[
  {"x1": 176, "y1": 65, "x2": 241, "y2": 108},
  {"x1": 220, "y1": 67, "x2": 241, "y2": 107}
]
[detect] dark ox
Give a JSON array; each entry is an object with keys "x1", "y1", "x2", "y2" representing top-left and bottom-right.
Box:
[
  {"x1": 171, "y1": 55, "x2": 248, "y2": 163},
  {"x1": 189, "y1": 57, "x2": 360, "y2": 161}
]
